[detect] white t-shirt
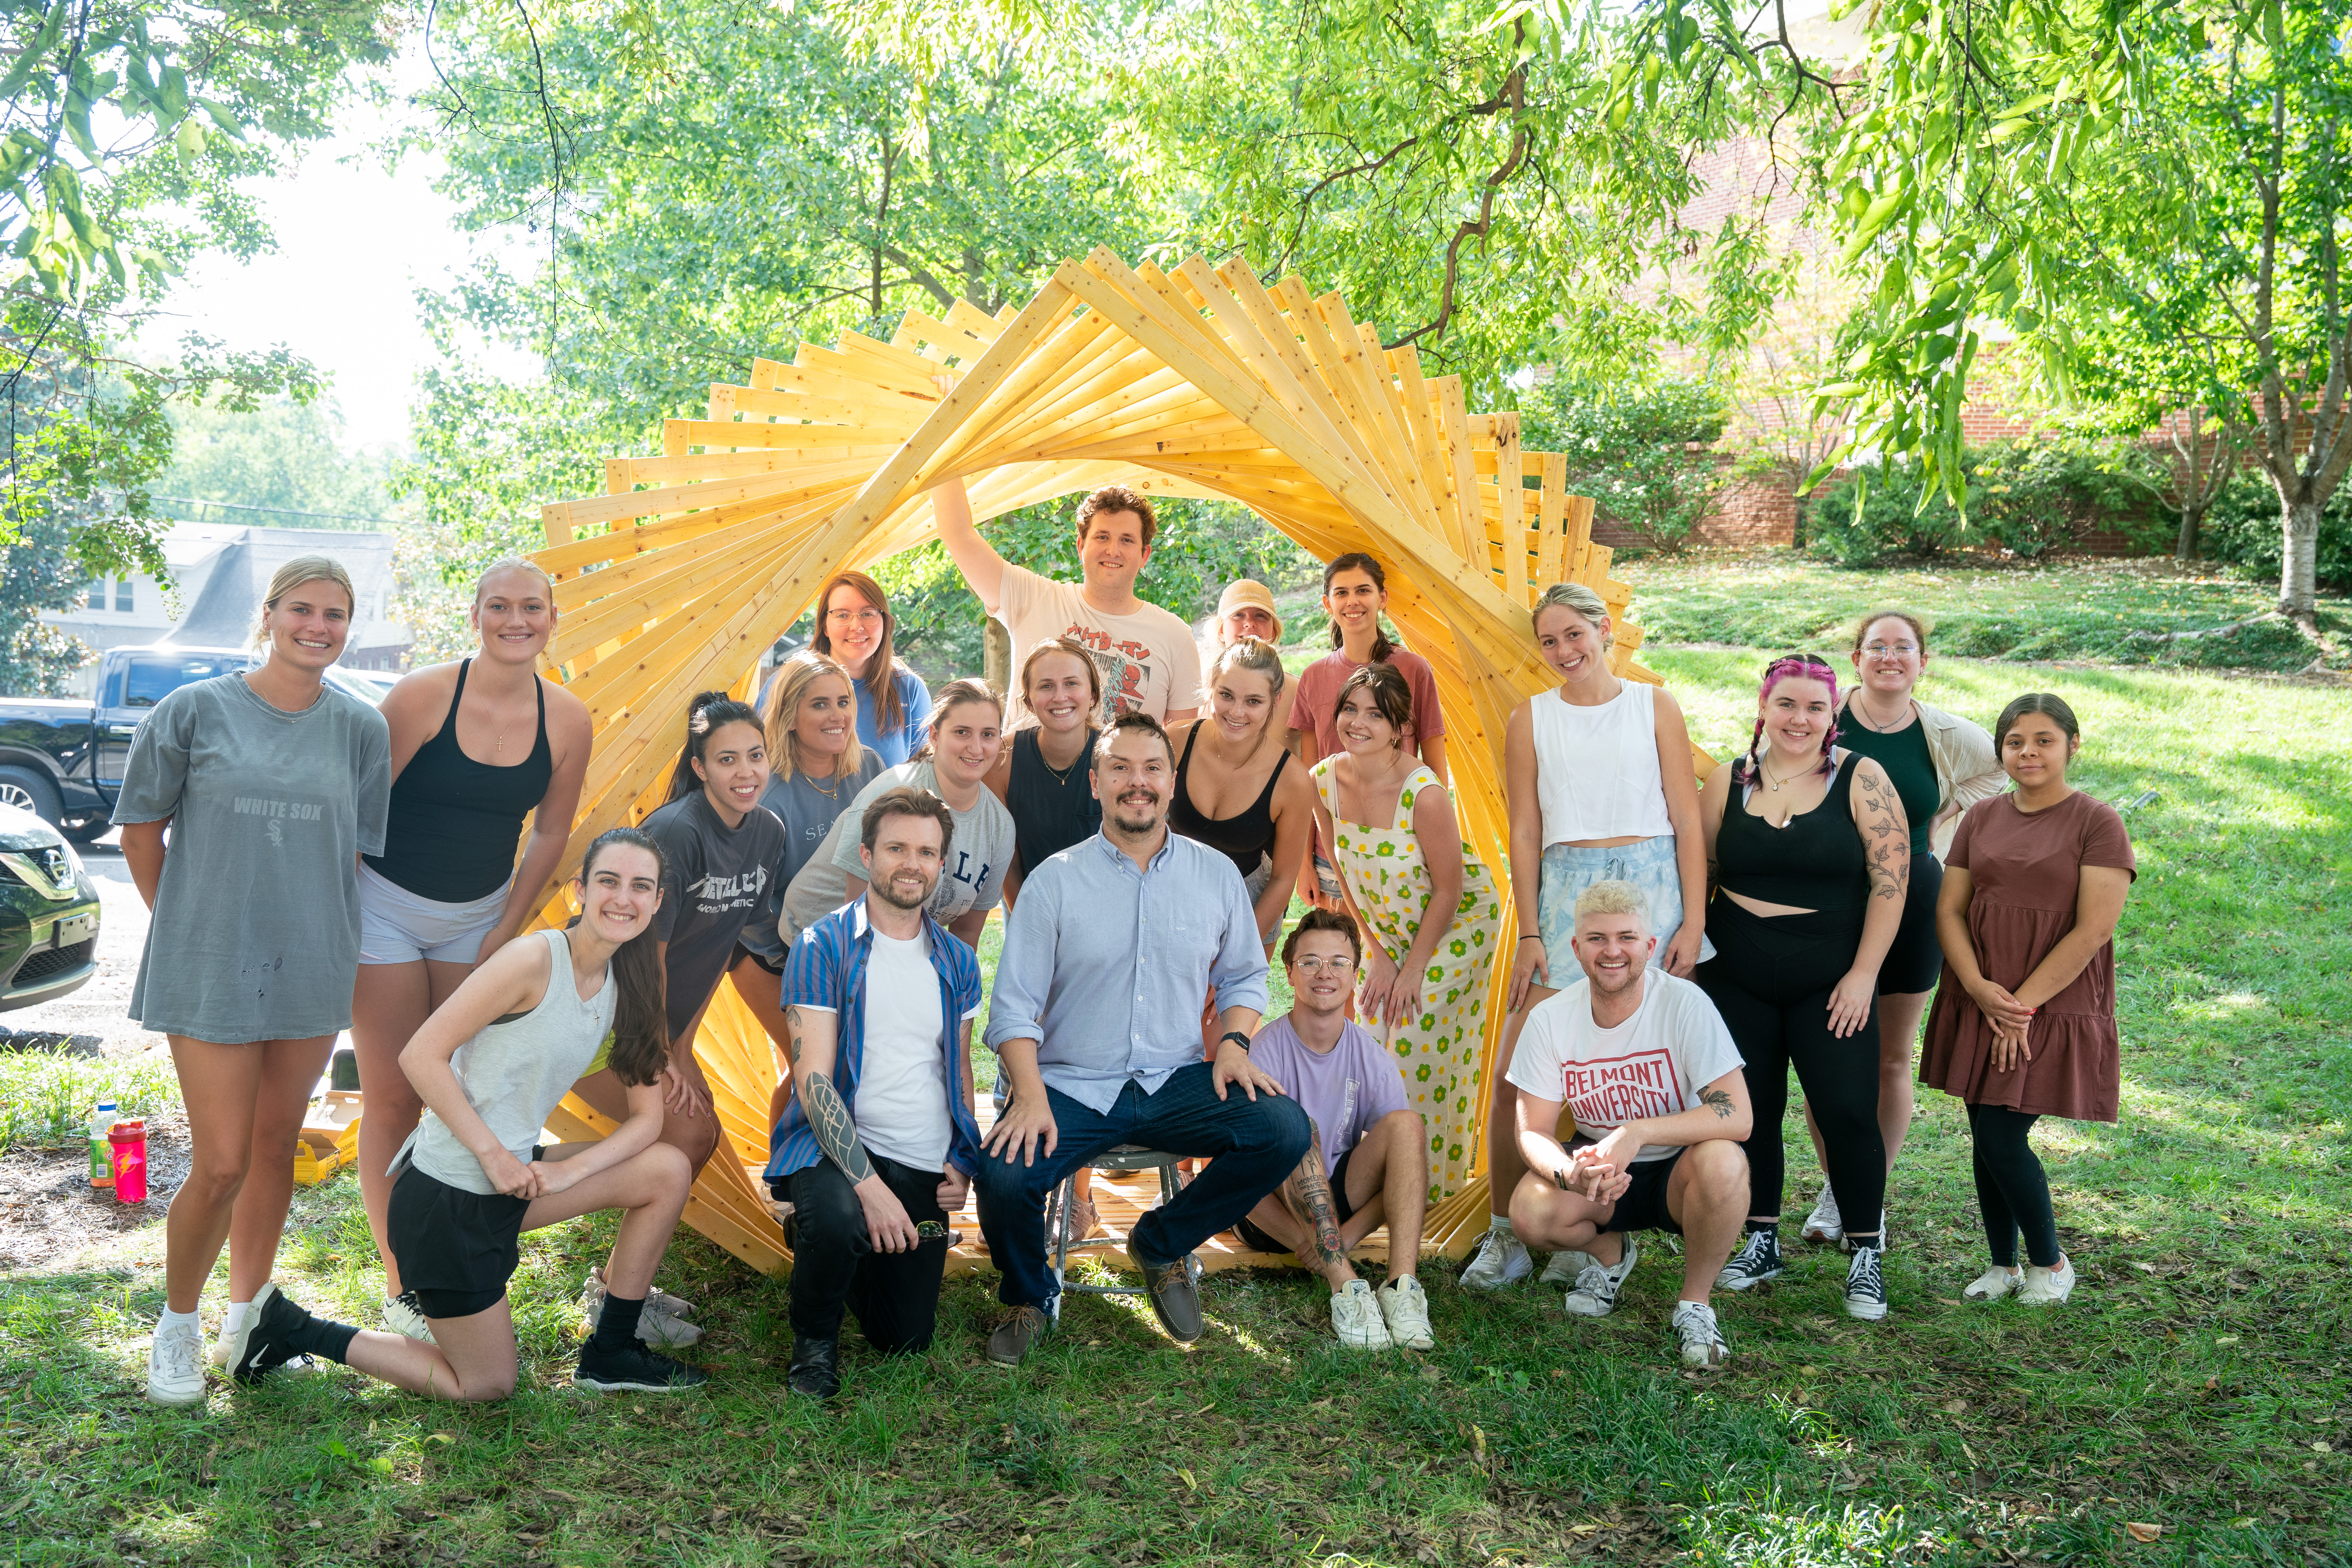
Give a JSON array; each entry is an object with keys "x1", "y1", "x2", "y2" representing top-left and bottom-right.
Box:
[
  {"x1": 1504, "y1": 970, "x2": 1743, "y2": 1165},
  {"x1": 823, "y1": 926, "x2": 980, "y2": 1173},
  {"x1": 996, "y1": 562, "x2": 1203, "y2": 724}
]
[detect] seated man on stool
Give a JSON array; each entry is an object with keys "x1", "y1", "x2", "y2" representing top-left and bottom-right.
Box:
[
  {"x1": 1234, "y1": 907, "x2": 1434, "y2": 1352},
  {"x1": 977, "y1": 713, "x2": 1311, "y2": 1364},
  {"x1": 1506, "y1": 880, "x2": 1754, "y2": 1369},
  {"x1": 764, "y1": 790, "x2": 985, "y2": 1398}
]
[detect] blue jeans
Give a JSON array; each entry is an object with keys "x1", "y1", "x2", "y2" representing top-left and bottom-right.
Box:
[{"x1": 973, "y1": 1061, "x2": 1312, "y2": 1311}]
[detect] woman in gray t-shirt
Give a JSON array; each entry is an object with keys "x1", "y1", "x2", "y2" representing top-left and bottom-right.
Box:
[{"x1": 119, "y1": 557, "x2": 393, "y2": 1407}]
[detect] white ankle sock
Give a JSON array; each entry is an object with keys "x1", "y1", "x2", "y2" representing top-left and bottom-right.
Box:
[
  {"x1": 158, "y1": 1307, "x2": 201, "y2": 1336},
  {"x1": 223, "y1": 1300, "x2": 251, "y2": 1336},
  {"x1": 1488, "y1": 1215, "x2": 1515, "y2": 1235}
]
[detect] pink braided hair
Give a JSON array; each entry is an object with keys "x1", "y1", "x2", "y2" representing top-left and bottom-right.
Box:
[{"x1": 1732, "y1": 654, "x2": 1842, "y2": 788}]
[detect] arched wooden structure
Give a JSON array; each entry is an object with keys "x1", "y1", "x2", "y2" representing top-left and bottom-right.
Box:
[{"x1": 530, "y1": 250, "x2": 1691, "y2": 1276}]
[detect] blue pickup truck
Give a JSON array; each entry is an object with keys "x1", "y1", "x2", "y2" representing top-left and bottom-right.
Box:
[{"x1": 0, "y1": 644, "x2": 394, "y2": 839}]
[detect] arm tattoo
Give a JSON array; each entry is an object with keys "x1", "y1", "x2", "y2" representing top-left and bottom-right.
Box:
[
  {"x1": 1856, "y1": 771, "x2": 1909, "y2": 902},
  {"x1": 1280, "y1": 1140, "x2": 1349, "y2": 1271},
  {"x1": 801, "y1": 1071, "x2": 873, "y2": 1184},
  {"x1": 785, "y1": 1005, "x2": 806, "y2": 1063},
  {"x1": 1701, "y1": 1086, "x2": 1735, "y2": 1120}
]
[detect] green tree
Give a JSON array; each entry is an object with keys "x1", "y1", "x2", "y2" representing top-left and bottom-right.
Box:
[
  {"x1": 0, "y1": 507, "x2": 91, "y2": 693},
  {"x1": 159, "y1": 397, "x2": 402, "y2": 528},
  {"x1": 1517, "y1": 377, "x2": 1730, "y2": 552}
]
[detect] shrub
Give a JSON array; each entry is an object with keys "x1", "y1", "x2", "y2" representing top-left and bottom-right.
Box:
[
  {"x1": 0, "y1": 1047, "x2": 181, "y2": 1152},
  {"x1": 1806, "y1": 460, "x2": 1963, "y2": 567},
  {"x1": 1805, "y1": 437, "x2": 2169, "y2": 566},
  {"x1": 1519, "y1": 378, "x2": 1730, "y2": 554},
  {"x1": 2201, "y1": 474, "x2": 2352, "y2": 592}
]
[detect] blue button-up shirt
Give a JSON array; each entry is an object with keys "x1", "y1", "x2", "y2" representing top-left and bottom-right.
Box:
[{"x1": 985, "y1": 830, "x2": 1270, "y2": 1113}]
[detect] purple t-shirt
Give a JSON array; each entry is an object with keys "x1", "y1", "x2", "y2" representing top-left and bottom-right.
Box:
[{"x1": 1247, "y1": 1013, "x2": 1409, "y2": 1175}]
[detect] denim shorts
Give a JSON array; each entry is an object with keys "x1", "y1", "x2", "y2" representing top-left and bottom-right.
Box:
[{"x1": 1536, "y1": 835, "x2": 1715, "y2": 978}]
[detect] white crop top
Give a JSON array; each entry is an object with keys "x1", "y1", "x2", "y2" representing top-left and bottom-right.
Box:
[{"x1": 1531, "y1": 682, "x2": 1675, "y2": 846}]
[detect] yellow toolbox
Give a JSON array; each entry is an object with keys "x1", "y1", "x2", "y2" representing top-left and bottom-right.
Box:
[{"x1": 294, "y1": 1090, "x2": 363, "y2": 1185}]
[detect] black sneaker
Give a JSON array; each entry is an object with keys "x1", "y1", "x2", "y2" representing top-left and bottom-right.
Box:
[
  {"x1": 574, "y1": 1339, "x2": 708, "y2": 1394},
  {"x1": 230, "y1": 1284, "x2": 312, "y2": 1384},
  {"x1": 786, "y1": 1336, "x2": 840, "y2": 1399},
  {"x1": 1844, "y1": 1243, "x2": 1889, "y2": 1321},
  {"x1": 1717, "y1": 1227, "x2": 1784, "y2": 1292}
]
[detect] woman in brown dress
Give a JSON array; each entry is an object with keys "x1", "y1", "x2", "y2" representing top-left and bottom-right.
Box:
[{"x1": 1922, "y1": 693, "x2": 2135, "y2": 1307}]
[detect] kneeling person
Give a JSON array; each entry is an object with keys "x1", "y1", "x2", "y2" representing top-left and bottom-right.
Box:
[
  {"x1": 1506, "y1": 880, "x2": 1753, "y2": 1368},
  {"x1": 221, "y1": 829, "x2": 705, "y2": 1398},
  {"x1": 767, "y1": 790, "x2": 984, "y2": 1399},
  {"x1": 1235, "y1": 909, "x2": 1434, "y2": 1351}
]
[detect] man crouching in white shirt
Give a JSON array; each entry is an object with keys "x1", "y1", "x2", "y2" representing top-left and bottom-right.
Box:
[{"x1": 1505, "y1": 880, "x2": 1753, "y2": 1368}]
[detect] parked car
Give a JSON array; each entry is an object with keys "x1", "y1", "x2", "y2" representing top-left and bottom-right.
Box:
[
  {"x1": 0, "y1": 644, "x2": 394, "y2": 838},
  {"x1": 0, "y1": 800, "x2": 102, "y2": 1012}
]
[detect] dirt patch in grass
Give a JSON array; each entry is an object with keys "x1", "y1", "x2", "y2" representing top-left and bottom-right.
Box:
[{"x1": 0, "y1": 1111, "x2": 182, "y2": 1272}]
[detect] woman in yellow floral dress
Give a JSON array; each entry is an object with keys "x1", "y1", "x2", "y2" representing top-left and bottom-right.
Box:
[{"x1": 1306, "y1": 663, "x2": 1503, "y2": 1200}]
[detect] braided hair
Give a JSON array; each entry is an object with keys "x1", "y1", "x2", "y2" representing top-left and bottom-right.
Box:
[{"x1": 1732, "y1": 654, "x2": 1842, "y2": 789}]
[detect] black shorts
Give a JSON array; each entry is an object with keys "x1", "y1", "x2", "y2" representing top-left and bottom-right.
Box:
[
  {"x1": 1599, "y1": 1149, "x2": 1684, "y2": 1236},
  {"x1": 387, "y1": 1155, "x2": 536, "y2": 1319},
  {"x1": 1878, "y1": 851, "x2": 1944, "y2": 996},
  {"x1": 1234, "y1": 1145, "x2": 1356, "y2": 1254},
  {"x1": 731, "y1": 941, "x2": 785, "y2": 979}
]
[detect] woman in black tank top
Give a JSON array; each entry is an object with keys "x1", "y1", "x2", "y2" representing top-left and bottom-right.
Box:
[
  {"x1": 1164, "y1": 637, "x2": 1316, "y2": 950},
  {"x1": 349, "y1": 560, "x2": 595, "y2": 1335},
  {"x1": 1695, "y1": 655, "x2": 1910, "y2": 1323},
  {"x1": 985, "y1": 636, "x2": 1103, "y2": 906}
]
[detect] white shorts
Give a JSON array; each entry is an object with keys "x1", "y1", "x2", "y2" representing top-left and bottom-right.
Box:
[{"x1": 358, "y1": 863, "x2": 510, "y2": 966}]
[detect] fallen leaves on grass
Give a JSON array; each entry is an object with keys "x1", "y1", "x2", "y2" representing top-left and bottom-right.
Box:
[{"x1": 2124, "y1": 1521, "x2": 2165, "y2": 1543}]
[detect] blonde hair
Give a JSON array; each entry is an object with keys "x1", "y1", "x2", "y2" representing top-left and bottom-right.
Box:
[
  {"x1": 1208, "y1": 635, "x2": 1286, "y2": 695},
  {"x1": 762, "y1": 652, "x2": 867, "y2": 784},
  {"x1": 1018, "y1": 635, "x2": 1102, "y2": 716},
  {"x1": 475, "y1": 556, "x2": 555, "y2": 603},
  {"x1": 1532, "y1": 582, "x2": 1612, "y2": 647},
  {"x1": 1573, "y1": 878, "x2": 1651, "y2": 928},
  {"x1": 251, "y1": 555, "x2": 356, "y2": 649}
]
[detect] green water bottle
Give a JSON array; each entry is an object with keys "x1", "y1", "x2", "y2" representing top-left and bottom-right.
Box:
[{"x1": 89, "y1": 1100, "x2": 117, "y2": 1188}]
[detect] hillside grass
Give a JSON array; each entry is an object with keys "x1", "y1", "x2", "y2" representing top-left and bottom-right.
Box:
[{"x1": 2, "y1": 651, "x2": 2348, "y2": 1566}]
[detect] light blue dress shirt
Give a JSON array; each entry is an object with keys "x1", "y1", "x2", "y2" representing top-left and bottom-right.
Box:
[{"x1": 985, "y1": 829, "x2": 1272, "y2": 1113}]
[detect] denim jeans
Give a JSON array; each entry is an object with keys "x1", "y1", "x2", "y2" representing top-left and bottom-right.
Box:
[
  {"x1": 973, "y1": 1060, "x2": 1312, "y2": 1311},
  {"x1": 780, "y1": 1153, "x2": 952, "y2": 1351}
]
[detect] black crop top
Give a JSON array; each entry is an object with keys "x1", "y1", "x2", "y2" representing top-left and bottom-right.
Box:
[
  {"x1": 1169, "y1": 723, "x2": 1287, "y2": 878},
  {"x1": 363, "y1": 659, "x2": 554, "y2": 903},
  {"x1": 1715, "y1": 751, "x2": 1870, "y2": 915}
]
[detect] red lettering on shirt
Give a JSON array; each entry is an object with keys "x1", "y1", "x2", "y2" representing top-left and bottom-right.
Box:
[{"x1": 1557, "y1": 1048, "x2": 1682, "y2": 1134}]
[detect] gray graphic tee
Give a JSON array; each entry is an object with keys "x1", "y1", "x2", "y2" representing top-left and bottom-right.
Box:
[
  {"x1": 113, "y1": 675, "x2": 391, "y2": 1044},
  {"x1": 641, "y1": 788, "x2": 788, "y2": 1038}
]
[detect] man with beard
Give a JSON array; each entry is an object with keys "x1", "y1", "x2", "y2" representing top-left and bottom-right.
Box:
[
  {"x1": 977, "y1": 713, "x2": 1311, "y2": 1363},
  {"x1": 1505, "y1": 880, "x2": 1754, "y2": 1369},
  {"x1": 765, "y1": 791, "x2": 986, "y2": 1399}
]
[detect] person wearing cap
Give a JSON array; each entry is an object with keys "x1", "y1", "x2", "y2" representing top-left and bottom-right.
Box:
[{"x1": 1209, "y1": 579, "x2": 1295, "y2": 737}]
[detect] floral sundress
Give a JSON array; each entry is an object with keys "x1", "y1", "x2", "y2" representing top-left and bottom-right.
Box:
[{"x1": 1310, "y1": 758, "x2": 1504, "y2": 1200}]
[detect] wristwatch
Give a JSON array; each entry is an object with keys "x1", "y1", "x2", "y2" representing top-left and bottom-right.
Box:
[{"x1": 1220, "y1": 1030, "x2": 1252, "y2": 1053}]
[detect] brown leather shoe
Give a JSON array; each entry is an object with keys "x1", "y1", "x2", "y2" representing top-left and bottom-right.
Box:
[
  {"x1": 986, "y1": 1306, "x2": 1051, "y2": 1365},
  {"x1": 1141, "y1": 1257, "x2": 1203, "y2": 1343}
]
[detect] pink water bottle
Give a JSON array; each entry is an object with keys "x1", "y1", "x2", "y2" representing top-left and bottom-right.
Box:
[{"x1": 108, "y1": 1120, "x2": 147, "y2": 1204}]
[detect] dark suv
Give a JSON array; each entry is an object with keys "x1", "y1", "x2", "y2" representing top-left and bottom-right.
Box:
[{"x1": 0, "y1": 800, "x2": 102, "y2": 1011}]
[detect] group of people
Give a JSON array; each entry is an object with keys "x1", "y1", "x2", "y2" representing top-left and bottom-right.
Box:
[{"x1": 125, "y1": 471, "x2": 2136, "y2": 1409}]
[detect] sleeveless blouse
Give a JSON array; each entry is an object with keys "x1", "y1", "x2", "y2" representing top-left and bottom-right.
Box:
[{"x1": 1530, "y1": 682, "x2": 1673, "y2": 845}]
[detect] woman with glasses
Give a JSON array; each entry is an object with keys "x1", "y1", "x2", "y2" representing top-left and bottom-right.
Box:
[
  {"x1": 1792, "y1": 612, "x2": 2005, "y2": 1250},
  {"x1": 810, "y1": 570, "x2": 932, "y2": 767},
  {"x1": 1697, "y1": 654, "x2": 1909, "y2": 1322}
]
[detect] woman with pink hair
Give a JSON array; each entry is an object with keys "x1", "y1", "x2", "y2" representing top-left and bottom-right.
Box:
[{"x1": 1695, "y1": 655, "x2": 1911, "y2": 1321}]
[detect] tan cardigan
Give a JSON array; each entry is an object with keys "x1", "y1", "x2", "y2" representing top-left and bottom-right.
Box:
[{"x1": 1840, "y1": 693, "x2": 2005, "y2": 860}]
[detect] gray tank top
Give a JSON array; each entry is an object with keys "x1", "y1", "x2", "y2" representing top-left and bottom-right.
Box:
[{"x1": 396, "y1": 927, "x2": 617, "y2": 1195}]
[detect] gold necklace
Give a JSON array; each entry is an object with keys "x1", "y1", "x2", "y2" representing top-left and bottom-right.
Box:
[{"x1": 806, "y1": 771, "x2": 843, "y2": 800}]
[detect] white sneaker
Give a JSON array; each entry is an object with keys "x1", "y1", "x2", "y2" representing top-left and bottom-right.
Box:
[
  {"x1": 1844, "y1": 1243, "x2": 1889, "y2": 1321},
  {"x1": 1376, "y1": 1276, "x2": 1435, "y2": 1350},
  {"x1": 1539, "y1": 1249, "x2": 1597, "y2": 1285},
  {"x1": 147, "y1": 1319, "x2": 206, "y2": 1406},
  {"x1": 1330, "y1": 1279, "x2": 1392, "y2": 1349},
  {"x1": 1458, "y1": 1227, "x2": 1532, "y2": 1291},
  {"x1": 2018, "y1": 1256, "x2": 2076, "y2": 1305},
  {"x1": 1563, "y1": 1240, "x2": 1641, "y2": 1318},
  {"x1": 1670, "y1": 1300, "x2": 1731, "y2": 1368},
  {"x1": 580, "y1": 1266, "x2": 704, "y2": 1347},
  {"x1": 1962, "y1": 1265, "x2": 2022, "y2": 1301},
  {"x1": 1799, "y1": 1183, "x2": 1843, "y2": 1246},
  {"x1": 383, "y1": 1292, "x2": 436, "y2": 1343}
]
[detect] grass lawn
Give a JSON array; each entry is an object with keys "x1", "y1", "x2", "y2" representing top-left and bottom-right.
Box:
[{"x1": 3, "y1": 631, "x2": 2348, "y2": 1565}]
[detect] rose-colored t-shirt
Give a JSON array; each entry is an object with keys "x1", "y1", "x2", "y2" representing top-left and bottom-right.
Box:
[{"x1": 1290, "y1": 648, "x2": 1446, "y2": 765}]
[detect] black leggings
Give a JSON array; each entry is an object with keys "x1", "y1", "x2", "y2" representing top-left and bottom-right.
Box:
[
  {"x1": 1967, "y1": 1103, "x2": 2060, "y2": 1268},
  {"x1": 1697, "y1": 897, "x2": 1885, "y2": 1235}
]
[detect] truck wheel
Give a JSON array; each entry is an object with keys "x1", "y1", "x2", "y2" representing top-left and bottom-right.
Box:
[
  {"x1": 62, "y1": 816, "x2": 111, "y2": 844},
  {"x1": 0, "y1": 766, "x2": 63, "y2": 826}
]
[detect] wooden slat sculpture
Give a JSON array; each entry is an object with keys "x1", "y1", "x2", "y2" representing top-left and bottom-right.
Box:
[{"x1": 530, "y1": 250, "x2": 1697, "y2": 1277}]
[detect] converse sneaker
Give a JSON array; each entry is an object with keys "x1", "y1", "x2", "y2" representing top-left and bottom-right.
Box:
[
  {"x1": 1799, "y1": 1183, "x2": 1843, "y2": 1246},
  {"x1": 2018, "y1": 1255, "x2": 2076, "y2": 1305},
  {"x1": 1962, "y1": 1265, "x2": 2022, "y2": 1301},
  {"x1": 1563, "y1": 1240, "x2": 1641, "y2": 1318},
  {"x1": 573, "y1": 1339, "x2": 709, "y2": 1394},
  {"x1": 146, "y1": 1319, "x2": 206, "y2": 1406},
  {"x1": 1458, "y1": 1226, "x2": 1532, "y2": 1291},
  {"x1": 1840, "y1": 1210, "x2": 1889, "y2": 1255},
  {"x1": 383, "y1": 1291, "x2": 436, "y2": 1343},
  {"x1": 1376, "y1": 1276, "x2": 1435, "y2": 1351},
  {"x1": 1717, "y1": 1227, "x2": 1784, "y2": 1291},
  {"x1": 579, "y1": 1267, "x2": 703, "y2": 1347},
  {"x1": 1843, "y1": 1242, "x2": 1889, "y2": 1321},
  {"x1": 1670, "y1": 1300, "x2": 1731, "y2": 1368},
  {"x1": 1539, "y1": 1248, "x2": 1597, "y2": 1285},
  {"x1": 1330, "y1": 1279, "x2": 1392, "y2": 1349}
]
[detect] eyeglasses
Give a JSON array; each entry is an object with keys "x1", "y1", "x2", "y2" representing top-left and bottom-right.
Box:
[
  {"x1": 1861, "y1": 642, "x2": 1920, "y2": 657},
  {"x1": 826, "y1": 608, "x2": 884, "y2": 627},
  {"x1": 1292, "y1": 956, "x2": 1356, "y2": 975}
]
